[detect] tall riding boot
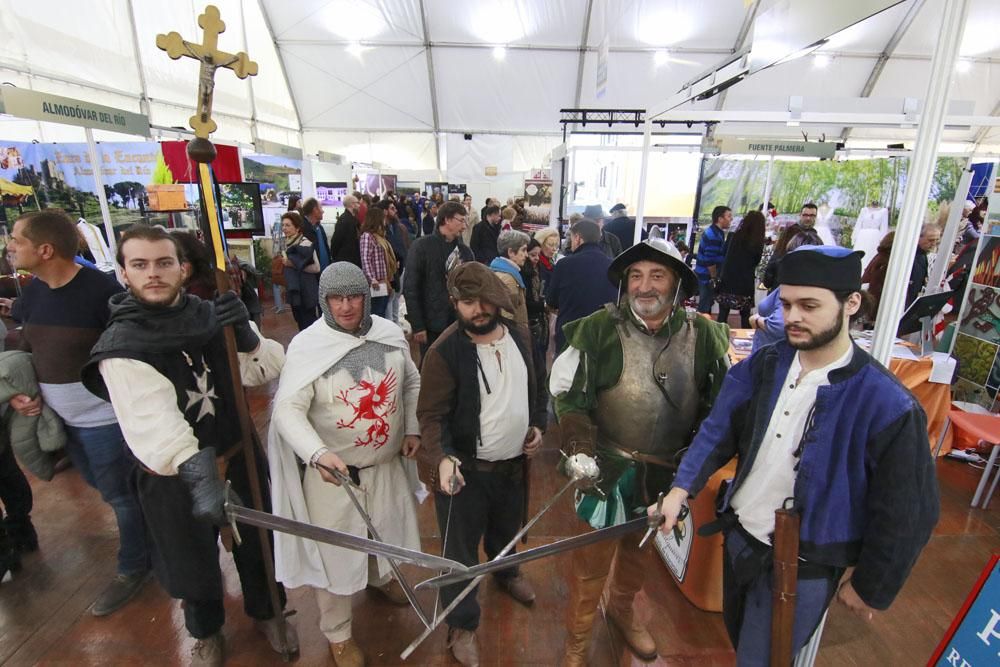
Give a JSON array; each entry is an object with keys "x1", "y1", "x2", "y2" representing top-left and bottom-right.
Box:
[
  {"x1": 562, "y1": 540, "x2": 616, "y2": 667},
  {"x1": 605, "y1": 536, "x2": 657, "y2": 661}
]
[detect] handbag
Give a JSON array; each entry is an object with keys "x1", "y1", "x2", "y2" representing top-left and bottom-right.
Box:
[{"x1": 271, "y1": 256, "x2": 286, "y2": 287}]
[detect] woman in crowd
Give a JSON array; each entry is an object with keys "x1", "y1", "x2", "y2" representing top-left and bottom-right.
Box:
[
  {"x1": 523, "y1": 238, "x2": 549, "y2": 415},
  {"x1": 281, "y1": 210, "x2": 320, "y2": 330},
  {"x1": 500, "y1": 206, "x2": 517, "y2": 232},
  {"x1": 760, "y1": 222, "x2": 802, "y2": 292},
  {"x1": 749, "y1": 228, "x2": 823, "y2": 352},
  {"x1": 489, "y1": 230, "x2": 530, "y2": 326},
  {"x1": 716, "y1": 210, "x2": 766, "y2": 328},
  {"x1": 171, "y1": 230, "x2": 216, "y2": 300},
  {"x1": 287, "y1": 194, "x2": 302, "y2": 212},
  {"x1": 359, "y1": 206, "x2": 398, "y2": 318},
  {"x1": 860, "y1": 230, "x2": 894, "y2": 320},
  {"x1": 533, "y1": 227, "x2": 560, "y2": 293}
]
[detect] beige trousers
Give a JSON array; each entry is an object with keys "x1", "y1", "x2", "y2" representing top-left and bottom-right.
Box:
[{"x1": 315, "y1": 557, "x2": 392, "y2": 643}]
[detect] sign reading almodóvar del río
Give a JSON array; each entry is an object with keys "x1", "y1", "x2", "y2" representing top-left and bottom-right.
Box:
[{"x1": 0, "y1": 88, "x2": 150, "y2": 137}]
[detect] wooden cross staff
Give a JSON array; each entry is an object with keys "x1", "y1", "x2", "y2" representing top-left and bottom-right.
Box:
[
  {"x1": 155, "y1": 6, "x2": 293, "y2": 660},
  {"x1": 156, "y1": 5, "x2": 257, "y2": 139}
]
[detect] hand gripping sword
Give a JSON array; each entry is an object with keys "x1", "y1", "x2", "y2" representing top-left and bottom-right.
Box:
[
  {"x1": 320, "y1": 464, "x2": 433, "y2": 628},
  {"x1": 222, "y1": 483, "x2": 467, "y2": 573},
  {"x1": 399, "y1": 452, "x2": 602, "y2": 660}
]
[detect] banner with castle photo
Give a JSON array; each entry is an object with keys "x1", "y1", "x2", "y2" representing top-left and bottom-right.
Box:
[{"x1": 0, "y1": 140, "x2": 213, "y2": 235}]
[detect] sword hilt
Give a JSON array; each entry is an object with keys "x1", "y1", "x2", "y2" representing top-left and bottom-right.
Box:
[{"x1": 223, "y1": 480, "x2": 242, "y2": 546}]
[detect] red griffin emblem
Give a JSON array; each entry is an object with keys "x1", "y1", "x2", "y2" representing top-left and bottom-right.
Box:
[{"x1": 335, "y1": 369, "x2": 398, "y2": 448}]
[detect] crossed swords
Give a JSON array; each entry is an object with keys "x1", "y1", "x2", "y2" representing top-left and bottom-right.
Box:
[{"x1": 223, "y1": 453, "x2": 674, "y2": 660}]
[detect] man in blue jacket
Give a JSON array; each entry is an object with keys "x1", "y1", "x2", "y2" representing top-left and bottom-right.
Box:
[
  {"x1": 652, "y1": 245, "x2": 939, "y2": 665},
  {"x1": 545, "y1": 219, "x2": 618, "y2": 352},
  {"x1": 694, "y1": 206, "x2": 732, "y2": 313}
]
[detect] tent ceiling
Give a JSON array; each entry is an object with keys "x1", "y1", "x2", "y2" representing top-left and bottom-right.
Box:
[{"x1": 0, "y1": 0, "x2": 998, "y2": 151}]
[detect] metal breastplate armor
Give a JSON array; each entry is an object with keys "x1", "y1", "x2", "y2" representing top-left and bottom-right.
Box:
[{"x1": 593, "y1": 313, "x2": 699, "y2": 463}]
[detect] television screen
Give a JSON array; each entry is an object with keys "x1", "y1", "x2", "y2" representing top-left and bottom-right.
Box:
[
  {"x1": 316, "y1": 181, "x2": 348, "y2": 208},
  {"x1": 216, "y1": 182, "x2": 264, "y2": 233}
]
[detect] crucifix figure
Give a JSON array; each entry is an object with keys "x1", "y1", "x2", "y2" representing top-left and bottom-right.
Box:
[{"x1": 156, "y1": 4, "x2": 258, "y2": 141}]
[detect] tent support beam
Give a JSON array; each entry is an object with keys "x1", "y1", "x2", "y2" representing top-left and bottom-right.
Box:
[
  {"x1": 239, "y1": 0, "x2": 260, "y2": 145},
  {"x1": 417, "y1": 0, "x2": 442, "y2": 173},
  {"x1": 573, "y1": 0, "x2": 595, "y2": 108},
  {"x1": 256, "y1": 0, "x2": 304, "y2": 131},
  {"x1": 841, "y1": 0, "x2": 927, "y2": 142},
  {"x1": 870, "y1": 0, "x2": 971, "y2": 365},
  {"x1": 971, "y1": 98, "x2": 1000, "y2": 152},
  {"x1": 715, "y1": 0, "x2": 761, "y2": 111},
  {"x1": 125, "y1": 0, "x2": 151, "y2": 120}
]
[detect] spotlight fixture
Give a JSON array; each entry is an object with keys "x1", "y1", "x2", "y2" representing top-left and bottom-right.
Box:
[
  {"x1": 813, "y1": 54, "x2": 830, "y2": 69},
  {"x1": 493, "y1": 45, "x2": 506, "y2": 61},
  {"x1": 654, "y1": 50, "x2": 669, "y2": 66}
]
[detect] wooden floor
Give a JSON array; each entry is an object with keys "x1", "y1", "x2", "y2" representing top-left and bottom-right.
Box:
[{"x1": 1, "y1": 305, "x2": 997, "y2": 666}]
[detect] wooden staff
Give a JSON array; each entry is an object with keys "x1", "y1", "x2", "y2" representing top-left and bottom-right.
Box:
[
  {"x1": 156, "y1": 7, "x2": 291, "y2": 659},
  {"x1": 770, "y1": 503, "x2": 801, "y2": 667}
]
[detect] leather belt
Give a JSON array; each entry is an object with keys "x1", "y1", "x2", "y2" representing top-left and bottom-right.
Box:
[
  {"x1": 601, "y1": 442, "x2": 676, "y2": 470},
  {"x1": 473, "y1": 455, "x2": 525, "y2": 473}
]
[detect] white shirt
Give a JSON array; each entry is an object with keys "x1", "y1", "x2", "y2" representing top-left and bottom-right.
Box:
[
  {"x1": 98, "y1": 323, "x2": 284, "y2": 475},
  {"x1": 730, "y1": 345, "x2": 854, "y2": 544},
  {"x1": 475, "y1": 327, "x2": 530, "y2": 461}
]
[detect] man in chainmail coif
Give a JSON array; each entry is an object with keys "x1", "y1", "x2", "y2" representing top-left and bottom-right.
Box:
[{"x1": 267, "y1": 262, "x2": 423, "y2": 667}]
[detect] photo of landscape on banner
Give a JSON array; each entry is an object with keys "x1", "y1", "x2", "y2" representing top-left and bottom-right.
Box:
[{"x1": 0, "y1": 140, "x2": 189, "y2": 232}]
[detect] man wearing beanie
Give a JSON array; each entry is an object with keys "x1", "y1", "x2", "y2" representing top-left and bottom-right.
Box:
[
  {"x1": 268, "y1": 262, "x2": 422, "y2": 667},
  {"x1": 549, "y1": 238, "x2": 730, "y2": 664},
  {"x1": 416, "y1": 261, "x2": 546, "y2": 666},
  {"x1": 653, "y1": 245, "x2": 939, "y2": 664},
  {"x1": 81, "y1": 225, "x2": 292, "y2": 666}
]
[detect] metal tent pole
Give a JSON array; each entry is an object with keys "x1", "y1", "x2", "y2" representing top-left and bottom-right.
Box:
[
  {"x1": 927, "y1": 163, "x2": 973, "y2": 291},
  {"x1": 633, "y1": 118, "x2": 653, "y2": 245},
  {"x1": 870, "y1": 0, "x2": 972, "y2": 365},
  {"x1": 84, "y1": 128, "x2": 117, "y2": 252}
]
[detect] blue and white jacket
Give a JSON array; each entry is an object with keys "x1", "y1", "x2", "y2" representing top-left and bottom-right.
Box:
[{"x1": 673, "y1": 340, "x2": 939, "y2": 610}]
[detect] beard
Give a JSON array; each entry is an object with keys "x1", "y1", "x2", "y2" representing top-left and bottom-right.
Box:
[
  {"x1": 785, "y1": 303, "x2": 844, "y2": 350},
  {"x1": 131, "y1": 282, "x2": 185, "y2": 308},
  {"x1": 629, "y1": 290, "x2": 672, "y2": 320},
  {"x1": 457, "y1": 309, "x2": 500, "y2": 336}
]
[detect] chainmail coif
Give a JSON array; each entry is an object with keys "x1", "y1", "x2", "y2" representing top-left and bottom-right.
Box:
[
  {"x1": 318, "y1": 262, "x2": 392, "y2": 382},
  {"x1": 319, "y1": 262, "x2": 372, "y2": 335}
]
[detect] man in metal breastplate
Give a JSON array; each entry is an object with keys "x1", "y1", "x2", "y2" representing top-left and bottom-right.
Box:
[{"x1": 549, "y1": 238, "x2": 731, "y2": 664}]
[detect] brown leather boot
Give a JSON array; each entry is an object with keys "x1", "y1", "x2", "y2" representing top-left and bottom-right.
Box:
[
  {"x1": 563, "y1": 538, "x2": 619, "y2": 666},
  {"x1": 329, "y1": 638, "x2": 365, "y2": 667},
  {"x1": 605, "y1": 537, "x2": 657, "y2": 661},
  {"x1": 447, "y1": 627, "x2": 480, "y2": 666}
]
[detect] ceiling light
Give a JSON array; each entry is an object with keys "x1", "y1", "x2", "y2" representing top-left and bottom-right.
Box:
[
  {"x1": 493, "y1": 46, "x2": 506, "y2": 61},
  {"x1": 346, "y1": 41, "x2": 365, "y2": 58},
  {"x1": 654, "y1": 50, "x2": 669, "y2": 66},
  {"x1": 956, "y1": 59, "x2": 972, "y2": 73},
  {"x1": 813, "y1": 54, "x2": 830, "y2": 69}
]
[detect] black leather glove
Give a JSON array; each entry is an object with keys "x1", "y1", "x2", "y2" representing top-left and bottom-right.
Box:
[
  {"x1": 214, "y1": 291, "x2": 259, "y2": 352},
  {"x1": 177, "y1": 447, "x2": 230, "y2": 525}
]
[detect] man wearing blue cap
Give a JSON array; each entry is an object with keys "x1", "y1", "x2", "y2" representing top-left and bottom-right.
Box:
[{"x1": 652, "y1": 245, "x2": 939, "y2": 665}]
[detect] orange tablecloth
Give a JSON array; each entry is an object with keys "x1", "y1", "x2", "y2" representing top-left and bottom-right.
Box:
[{"x1": 728, "y1": 331, "x2": 952, "y2": 455}]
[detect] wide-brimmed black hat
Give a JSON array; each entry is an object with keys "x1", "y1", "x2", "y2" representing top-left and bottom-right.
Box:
[{"x1": 608, "y1": 238, "x2": 698, "y2": 297}]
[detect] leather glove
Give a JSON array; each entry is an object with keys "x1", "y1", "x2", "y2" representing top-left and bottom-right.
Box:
[
  {"x1": 214, "y1": 291, "x2": 259, "y2": 352},
  {"x1": 177, "y1": 447, "x2": 233, "y2": 525}
]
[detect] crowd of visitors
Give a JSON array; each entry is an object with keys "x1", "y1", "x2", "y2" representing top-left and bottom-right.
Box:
[{"x1": 0, "y1": 191, "x2": 950, "y2": 667}]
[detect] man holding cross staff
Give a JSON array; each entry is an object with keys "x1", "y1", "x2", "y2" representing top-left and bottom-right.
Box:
[{"x1": 83, "y1": 7, "x2": 296, "y2": 666}]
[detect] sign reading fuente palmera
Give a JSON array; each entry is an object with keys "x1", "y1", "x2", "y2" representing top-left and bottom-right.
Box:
[{"x1": 717, "y1": 137, "x2": 838, "y2": 159}]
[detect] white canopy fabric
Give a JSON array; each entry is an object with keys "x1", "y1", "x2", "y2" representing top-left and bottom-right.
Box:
[{"x1": 0, "y1": 0, "x2": 999, "y2": 168}]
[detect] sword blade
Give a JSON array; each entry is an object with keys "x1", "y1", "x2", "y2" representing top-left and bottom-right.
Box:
[
  {"x1": 416, "y1": 516, "x2": 649, "y2": 589},
  {"x1": 227, "y1": 504, "x2": 467, "y2": 573},
  {"x1": 330, "y1": 468, "x2": 432, "y2": 628}
]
